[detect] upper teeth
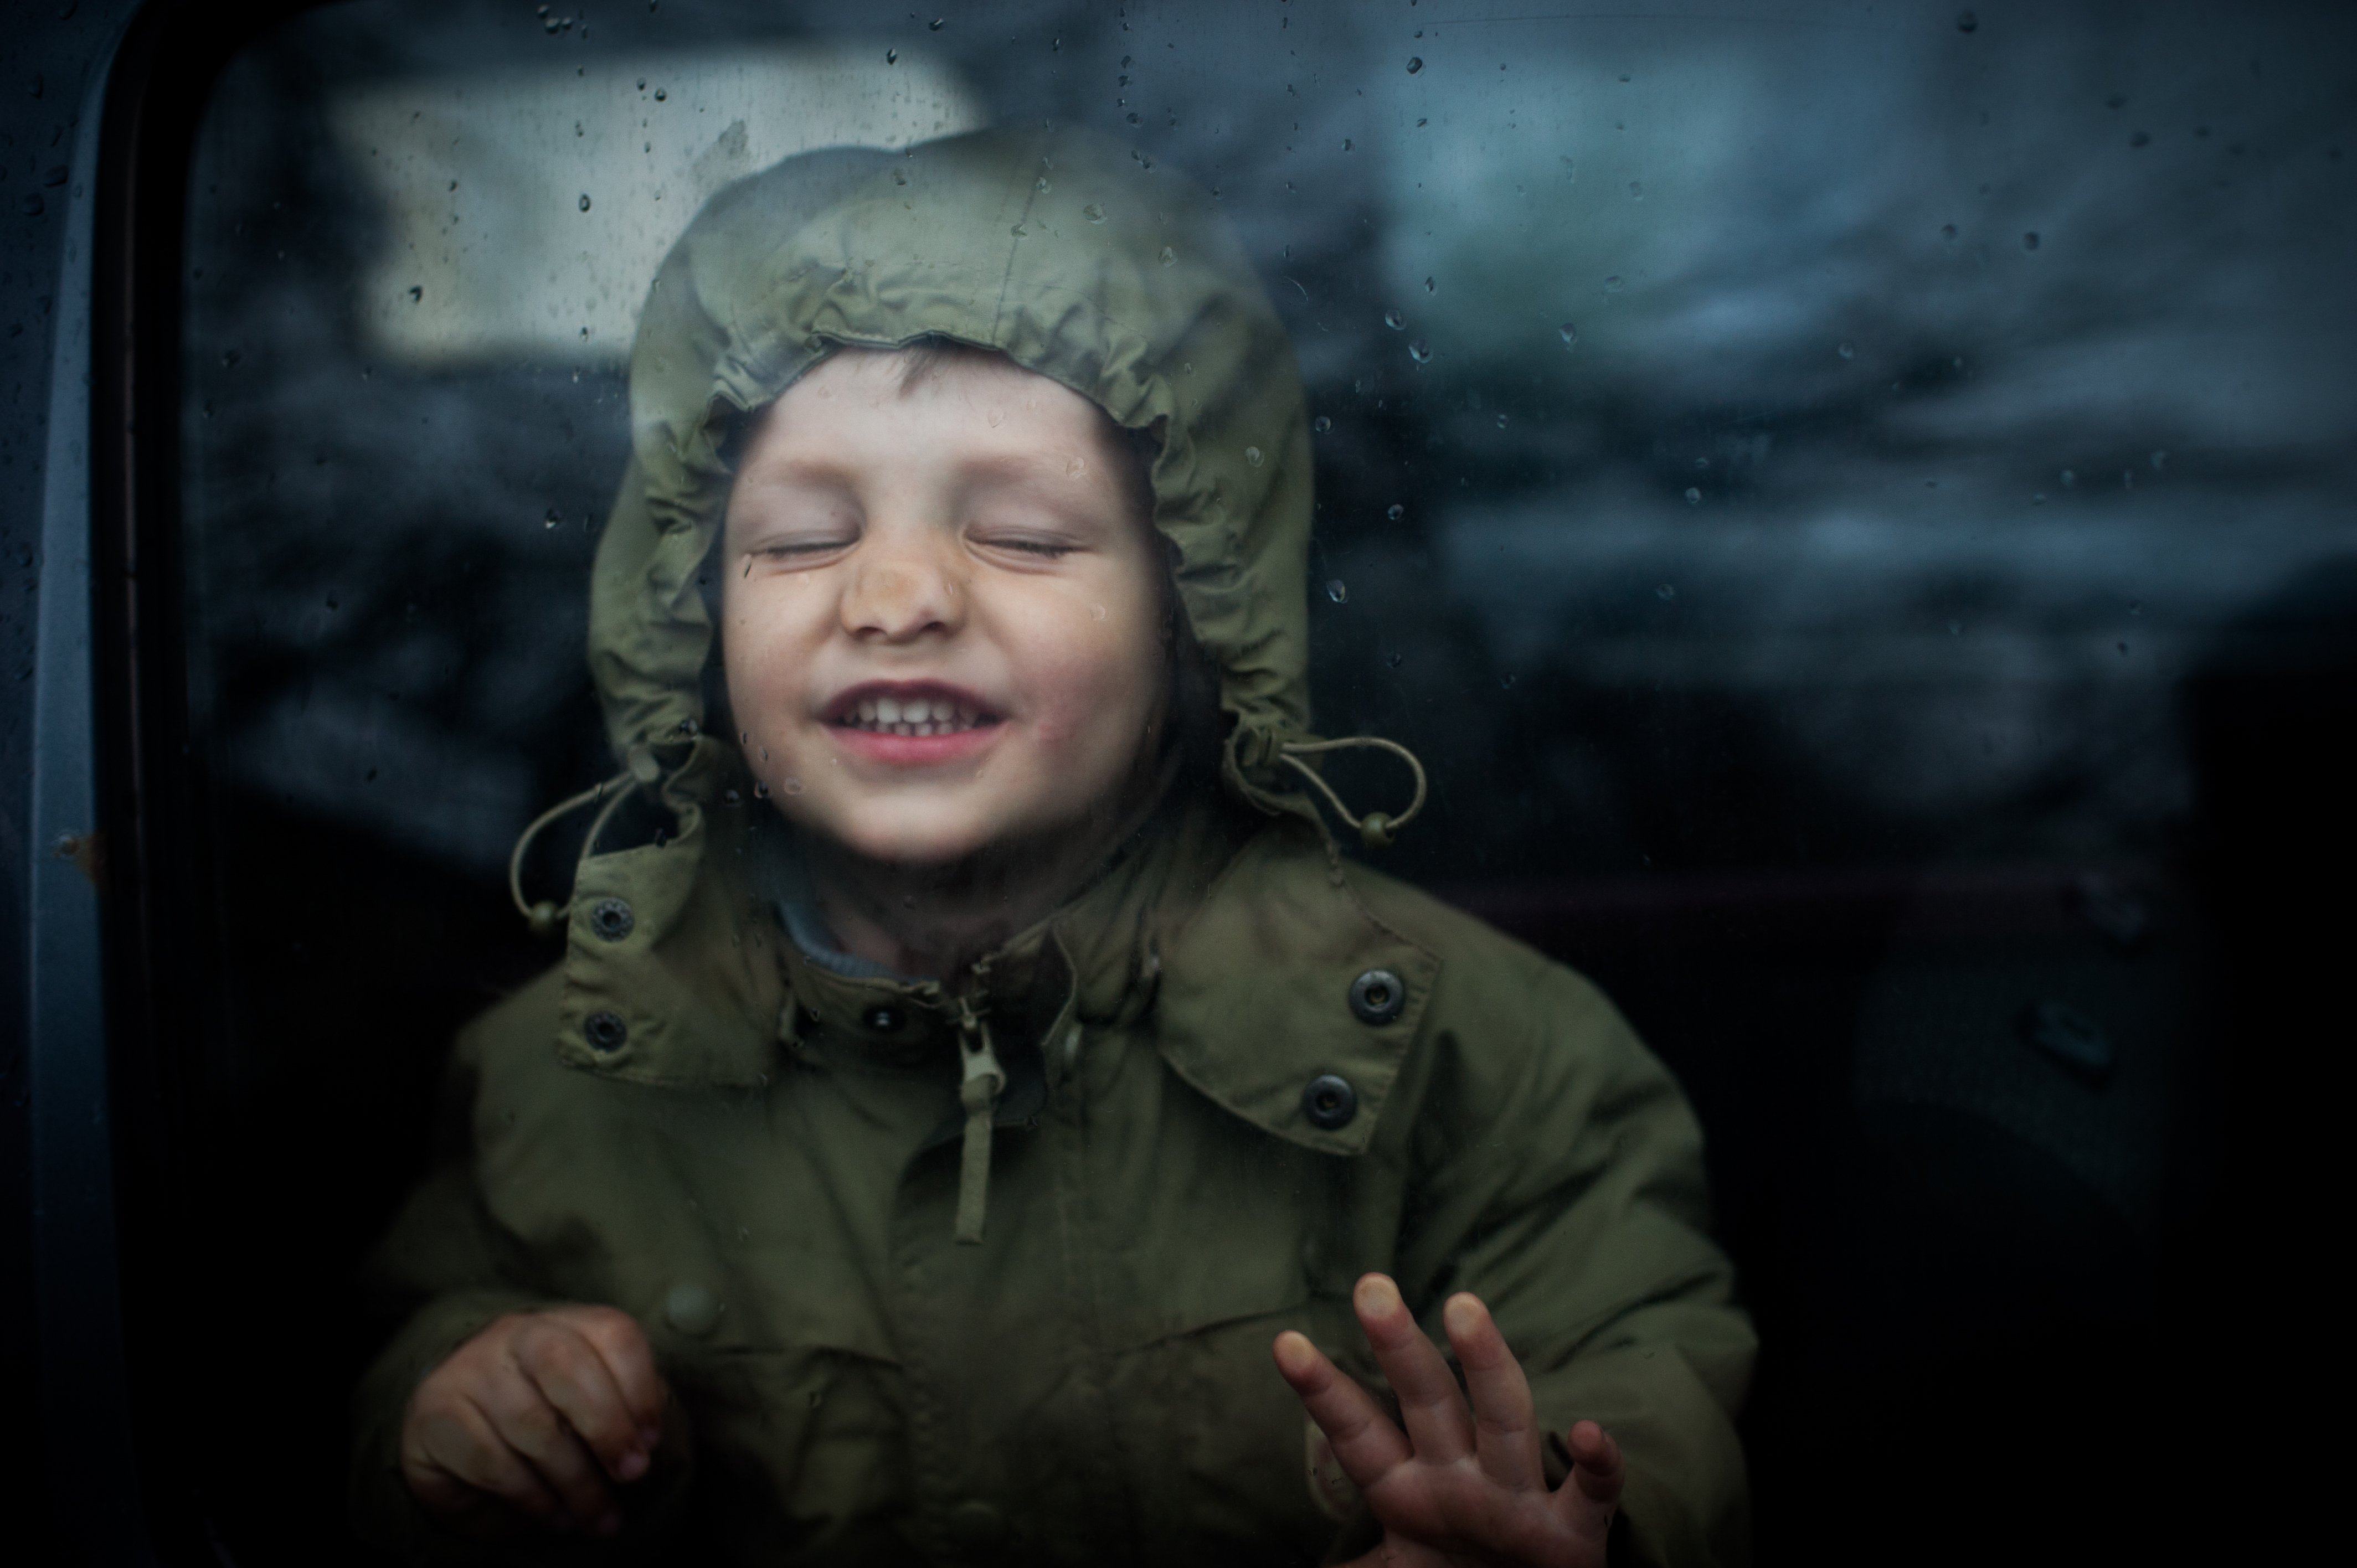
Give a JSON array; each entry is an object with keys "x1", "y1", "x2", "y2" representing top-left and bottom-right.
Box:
[{"x1": 846, "y1": 696, "x2": 985, "y2": 737}]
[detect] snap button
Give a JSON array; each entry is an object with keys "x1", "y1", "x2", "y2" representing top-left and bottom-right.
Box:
[
  {"x1": 861, "y1": 1004, "x2": 906, "y2": 1034},
  {"x1": 584, "y1": 1010, "x2": 629, "y2": 1053},
  {"x1": 586, "y1": 897, "x2": 635, "y2": 942},
  {"x1": 1349, "y1": 968, "x2": 1406, "y2": 1024},
  {"x1": 945, "y1": 1499, "x2": 1006, "y2": 1550},
  {"x1": 663, "y1": 1281, "x2": 721, "y2": 1336},
  {"x1": 1301, "y1": 1073, "x2": 1358, "y2": 1130}
]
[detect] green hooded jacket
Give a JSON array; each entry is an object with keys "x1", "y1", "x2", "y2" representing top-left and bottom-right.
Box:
[{"x1": 349, "y1": 125, "x2": 1754, "y2": 1567}]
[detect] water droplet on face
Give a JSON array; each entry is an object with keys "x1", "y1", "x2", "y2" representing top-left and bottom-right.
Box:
[
  {"x1": 986, "y1": 407, "x2": 1005, "y2": 427},
  {"x1": 1387, "y1": 503, "x2": 1404, "y2": 521},
  {"x1": 1159, "y1": 245, "x2": 1176, "y2": 266},
  {"x1": 1655, "y1": 583, "x2": 1677, "y2": 601},
  {"x1": 1326, "y1": 580, "x2": 1349, "y2": 604},
  {"x1": 1065, "y1": 455, "x2": 1087, "y2": 477},
  {"x1": 1838, "y1": 341, "x2": 1855, "y2": 359},
  {"x1": 1083, "y1": 202, "x2": 1104, "y2": 222},
  {"x1": 1313, "y1": 415, "x2": 1332, "y2": 433},
  {"x1": 1090, "y1": 603, "x2": 1108, "y2": 621},
  {"x1": 578, "y1": 193, "x2": 592, "y2": 212},
  {"x1": 1557, "y1": 322, "x2": 1577, "y2": 347},
  {"x1": 1383, "y1": 308, "x2": 1406, "y2": 331},
  {"x1": 782, "y1": 777, "x2": 804, "y2": 796},
  {"x1": 1955, "y1": 9, "x2": 1978, "y2": 32},
  {"x1": 1406, "y1": 56, "x2": 1423, "y2": 73},
  {"x1": 1408, "y1": 339, "x2": 1432, "y2": 363},
  {"x1": 2021, "y1": 231, "x2": 2040, "y2": 250},
  {"x1": 1244, "y1": 445, "x2": 1264, "y2": 467},
  {"x1": 1684, "y1": 487, "x2": 1701, "y2": 504}
]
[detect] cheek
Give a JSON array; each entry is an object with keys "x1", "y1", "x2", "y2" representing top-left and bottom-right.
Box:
[{"x1": 1018, "y1": 600, "x2": 1164, "y2": 748}]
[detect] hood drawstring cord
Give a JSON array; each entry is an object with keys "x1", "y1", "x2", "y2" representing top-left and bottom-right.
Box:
[
  {"x1": 508, "y1": 768, "x2": 639, "y2": 936},
  {"x1": 1279, "y1": 737, "x2": 1429, "y2": 849},
  {"x1": 951, "y1": 997, "x2": 1007, "y2": 1245}
]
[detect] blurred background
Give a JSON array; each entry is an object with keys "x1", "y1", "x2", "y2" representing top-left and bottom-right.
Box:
[{"x1": 176, "y1": 2, "x2": 2354, "y2": 1562}]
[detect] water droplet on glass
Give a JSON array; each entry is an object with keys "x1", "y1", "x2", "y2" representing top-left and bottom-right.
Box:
[
  {"x1": 1035, "y1": 176, "x2": 1051, "y2": 193},
  {"x1": 1500, "y1": 673, "x2": 1517, "y2": 689},
  {"x1": 1245, "y1": 446, "x2": 1264, "y2": 467},
  {"x1": 1083, "y1": 202, "x2": 1105, "y2": 222},
  {"x1": 2129, "y1": 129, "x2": 2150, "y2": 148},
  {"x1": 1342, "y1": 138, "x2": 1354, "y2": 152},
  {"x1": 1126, "y1": 111, "x2": 1141, "y2": 125},
  {"x1": 543, "y1": 506, "x2": 563, "y2": 529},
  {"x1": 1558, "y1": 322, "x2": 1577, "y2": 347},
  {"x1": 2021, "y1": 231, "x2": 2040, "y2": 250},
  {"x1": 1495, "y1": 412, "x2": 1509, "y2": 429},
  {"x1": 1387, "y1": 652, "x2": 1403, "y2": 669},
  {"x1": 405, "y1": 285, "x2": 423, "y2": 302},
  {"x1": 1326, "y1": 580, "x2": 1349, "y2": 604},
  {"x1": 1384, "y1": 307, "x2": 1406, "y2": 330},
  {"x1": 1628, "y1": 180, "x2": 1643, "y2": 199},
  {"x1": 1838, "y1": 341, "x2": 1855, "y2": 359},
  {"x1": 1423, "y1": 275, "x2": 1435, "y2": 293},
  {"x1": 1313, "y1": 415, "x2": 1332, "y2": 433},
  {"x1": 1603, "y1": 275, "x2": 1624, "y2": 292},
  {"x1": 1159, "y1": 245, "x2": 1176, "y2": 266},
  {"x1": 1948, "y1": 620, "x2": 1964, "y2": 636},
  {"x1": 2150, "y1": 450, "x2": 2168, "y2": 471},
  {"x1": 722, "y1": 787, "x2": 742, "y2": 806},
  {"x1": 1955, "y1": 9, "x2": 1978, "y2": 32},
  {"x1": 1090, "y1": 603, "x2": 1108, "y2": 621},
  {"x1": 1387, "y1": 503, "x2": 1405, "y2": 520},
  {"x1": 886, "y1": 48, "x2": 898, "y2": 64},
  {"x1": 930, "y1": 17, "x2": 944, "y2": 29},
  {"x1": 2061, "y1": 468, "x2": 2077, "y2": 487},
  {"x1": 578, "y1": 193, "x2": 592, "y2": 212},
  {"x1": 652, "y1": 87, "x2": 666, "y2": 100},
  {"x1": 1406, "y1": 56, "x2": 1423, "y2": 73},
  {"x1": 1408, "y1": 338, "x2": 1432, "y2": 363},
  {"x1": 1655, "y1": 583, "x2": 1677, "y2": 601},
  {"x1": 221, "y1": 348, "x2": 243, "y2": 369},
  {"x1": 753, "y1": 780, "x2": 771, "y2": 798},
  {"x1": 1940, "y1": 223, "x2": 1958, "y2": 241},
  {"x1": 637, "y1": 77, "x2": 647, "y2": 89},
  {"x1": 783, "y1": 777, "x2": 805, "y2": 796},
  {"x1": 1684, "y1": 487, "x2": 1701, "y2": 505}
]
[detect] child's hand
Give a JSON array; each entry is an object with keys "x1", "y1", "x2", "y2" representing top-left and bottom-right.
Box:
[
  {"x1": 1274, "y1": 1275, "x2": 1624, "y2": 1568},
  {"x1": 400, "y1": 1306, "x2": 670, "y2": 1540}
]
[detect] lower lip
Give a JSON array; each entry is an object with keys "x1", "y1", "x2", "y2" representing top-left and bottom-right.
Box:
[{"x1": 827, "y1": 720, "x2": 1005, "y2": 767}]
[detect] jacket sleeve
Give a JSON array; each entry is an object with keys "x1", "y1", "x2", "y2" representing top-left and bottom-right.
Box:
[
  {"x1": 1393, "y1": 953, "x2": 1756, "y2": 1568},
  {"x1": 347, "y1": 1008, "x2": 694, "y2": 1565}
]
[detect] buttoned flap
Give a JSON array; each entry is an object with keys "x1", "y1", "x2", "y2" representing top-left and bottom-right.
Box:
[{"x1": 1152, "y1": 828, "x2": 1439, "y2": 1156}]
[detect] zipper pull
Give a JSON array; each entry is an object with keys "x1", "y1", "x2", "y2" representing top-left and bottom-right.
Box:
[{"x1": 953, "y1": 1002, "x2": 1005, "y2": 1245}]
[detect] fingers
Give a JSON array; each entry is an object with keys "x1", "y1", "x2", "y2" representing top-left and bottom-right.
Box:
[
  {"x1": 1565, "y1": 1420, "x2": 1626, "y2": 1509},
  {"x1": 557, "y1": 1306, "x2": 670, "y2": 1452},
  {"x1": 1272, "y1": 1329, "x2": 1414, "y2": 1486},
  {"x1": 476, "y1": 1356, "x2": 618, "y2": 1531},
  {"x1": 518, "y1": 1314, "x2": 658, "y2": 1483},
  {"x1": 1353, "y1": 1273, "x2": 1475, "y2": 1466},
  {"x1": 1443, "y1": 1292, "x2": 1542, "y2": 1493},
  {"x1": 404, "y1": 1388, "x2": 564, "y2": 1528}
]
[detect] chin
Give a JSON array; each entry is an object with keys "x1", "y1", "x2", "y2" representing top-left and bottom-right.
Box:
[{"x1": 824, "y1": 809, "x2": 1009, "y2": 868}]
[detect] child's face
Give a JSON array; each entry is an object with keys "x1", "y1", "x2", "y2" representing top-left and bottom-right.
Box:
[{"x1": 721, "y1": 348, "x2": 1170, "y2": 866}]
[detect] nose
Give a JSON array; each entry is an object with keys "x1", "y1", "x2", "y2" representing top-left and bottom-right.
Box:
[{"x1": 840, "y1": 528, "x2": 964, "y2": 644}]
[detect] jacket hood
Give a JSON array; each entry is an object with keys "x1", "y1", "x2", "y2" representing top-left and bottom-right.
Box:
[{"x1": 585, "y1": 123, "x2": 1316, "y2": 808}]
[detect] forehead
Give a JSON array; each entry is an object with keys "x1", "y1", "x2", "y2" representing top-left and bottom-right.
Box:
[{"x1": 740, "y1": 346, "x2": 1125, "y2": 467}]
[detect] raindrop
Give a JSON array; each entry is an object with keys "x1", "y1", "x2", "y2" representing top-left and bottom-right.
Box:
[
  {"x1": 1655, "y1": 583, "x2": 1676, "y2": 601},
  {"x1": 2150, "y1": 450, "x2": 2168, "y2": 471},
  {"x1": 2128, "y1": 599, "x2": 2144, "y2": 616},
  {"x1": 1423, "y1": 275, "x2": 1435, "y2": 293},
  {"x1": 1387, "y1": 652, "x2": 1404, "y2": 669},
  {"x1": 1406, "y1": 56, "x2": 1422, "y2": 74},
  {"x1": 893, "y1": 168, "x2": 908, "y2": 185},
  {"x1": 2129, "y1": 130, "x2": 2150, "y2": 148},
  {"x1": 723, "y1": 788, "x2": 742, "y2": 806},
  {"x1": 220, "y1": 348, "x2": 242, "y2": 369},
  {"x1": 2061, "y1": 468, "x2": 2077, "y2": 487},
  {"x1": 1313, "y1": 415, "x2": 1332, "y2": 433},
  {"x1": 1684, "y1": 487, "x2": 1701, "y2": 504},
  {"x1": 1500, "y1": 673, "x2": 1517, "y2": 689},
  {"x1": 754, "y1": 780, "x2": 770, "y2": 799},
  {"x1": 1955, "y1": 9, "x2": 1978, "y2": 32},
  {"x1": 1245, "y1": 446, "x2": 1264, "y2": 467},
  {"x1": 1557, "y1": 322, "x2": 1577, "y2": 347},
  {"x1": 2021, "y1": 231, "x2": 2040, "y2": 250},
  {"x1": 1159, "y1": 245, "x2": 1176, "y2": 266},
  {"x1": 1383, "y1": 307, "x2": 1406, "y2": 330},
  {"x1": 1408, "y1": 338, "x2": 1432, "y2": 363},
  {"x1": 783, "y1": 777, "x2": 805, "y2": 796},
  {"x1": 1628, "y1": 180, "x2": 1643, "y2": 199},
  {"x1": 18, "y1": 193, "x2": 43, "y2": 217},
  {"x1": 886, "y1": 48, "x2": 898, "y2": 64},
  {"x1": 1387, "y1": 503, "x2": 1404, "y2": 520},
  {"x1": 1495, "y1": 412, "x2": 1509, "y2": 429},
  {"x1": 1838, "y1": 341, "x2": 1855, "y2": 359},
  {"x1": 1603, "y1": 275, "x2": 1624, "y2": 292},
  {"x1": 1342, "y1": 139, "x2": 1354, "y2": 152},
  {"x1": 1126, "y1": 111, "x2": 1141, "y2": 125},
  {"x1": 652, "y1": 87, "x2": 666, "y2": 100},
  {"x1": 543, "y1": 506, "x2": 563, "y2": 529},
  {"x1": 406, "y1": 285, "x2": 423, "y2": 302},
  {"x1": 578, "y1": 193, "x2": 592, "y2": 212},
  {"x1": 637, "y1": 78, "x2": 646, "y2": 89},
  {"x1": 677, "y1": 716, "x2": 699, "y2": 737},
  {"x1": 1326, "y1": 580, "x2": 1349, "y2": 604},
  {"x1": 1940, "y1": 223, "x2": 1958, "y2": 241},
  {"x1": 930, "y1": 16, "x2": 943, "y2": 28},
  {"x1": 1083, "y1": 202, "x2": 1105, "y2": 223},
  {"x1": 1035, "y1": 176, "x2": 1051, "y2": 193}
]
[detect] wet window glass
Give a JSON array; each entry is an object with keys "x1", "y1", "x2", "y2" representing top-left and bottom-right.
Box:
[{"x1": 175, "y1": 3, "x2": 2351, "y2": 1562}]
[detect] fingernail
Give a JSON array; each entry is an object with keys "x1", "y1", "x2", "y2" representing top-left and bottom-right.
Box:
[
  {"x1": 595, "y1": 1511, "x2": 623, "y2": 1536},
  {"x1": 1443, "y1": 1293, "x2": 1483, "y2": 1337},
  {"x1": 1354, "y1": 1273, "x2": 1400, "y2": 1315},
  {"x1": 1272, "y1": 1330, "x2": 1315, "y2": 1376},
  {"x1": 618, "y1": 1448, "x2": 649, "y2": 1481}
]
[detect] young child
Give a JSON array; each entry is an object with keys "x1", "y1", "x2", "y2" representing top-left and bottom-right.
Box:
[{"x1": 351, "y1": 127, "x2": 1753, "y2": 1567}]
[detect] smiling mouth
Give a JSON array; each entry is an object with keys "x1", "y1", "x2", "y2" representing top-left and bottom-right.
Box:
[{"x1": 831, "y1": 693, "x2": 1000, "y2": 739}]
